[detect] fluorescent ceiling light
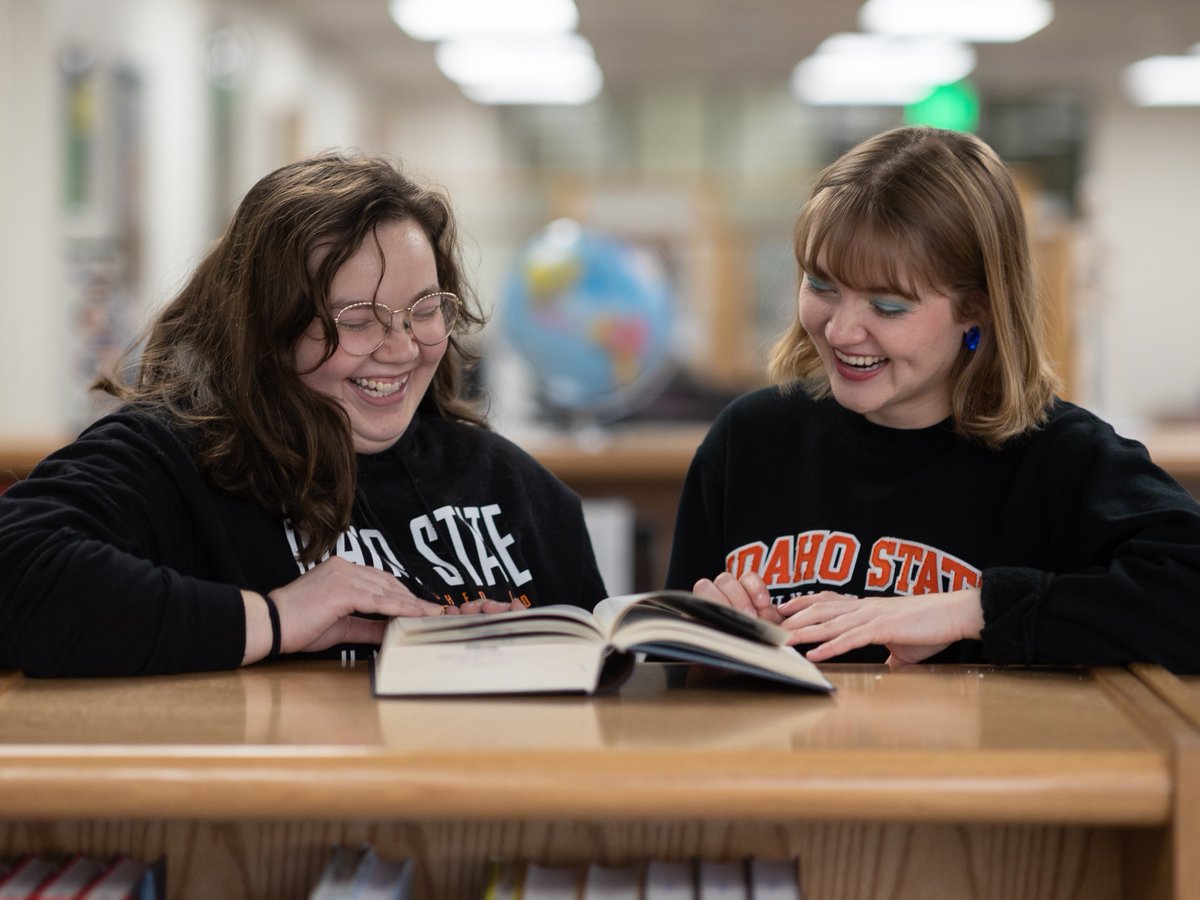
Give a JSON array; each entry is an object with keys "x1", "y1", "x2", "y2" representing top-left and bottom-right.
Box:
[
  {"x1": 792, "y1": 33, "x2": 976, "y2": 106},
  {"x1": 1124, "y1": 45, "x2": 1200, "y2": 106},
  {"x1": 389, "y1": 0, "x2": 578, "y2": 41},
  {"x1": 859, "y1": 0, "x2": 1053, "y2": 43},
  {"x1": 436, "y1": 33, "x2": 603, "y2": 105},
  {"x1": 459, "y1": 76, "x2": 602, "y2": 105}
]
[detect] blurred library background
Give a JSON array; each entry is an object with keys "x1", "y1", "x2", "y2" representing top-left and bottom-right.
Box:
[{"x1": 2, "y1": 0, "x2": 1199, "y2": 592}]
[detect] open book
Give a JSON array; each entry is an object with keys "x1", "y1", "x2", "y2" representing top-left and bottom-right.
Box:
[{"x1": 372, "y1": 591, "x2": 834, "y2": 697}]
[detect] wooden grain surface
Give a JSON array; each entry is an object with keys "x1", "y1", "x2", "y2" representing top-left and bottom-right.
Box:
[
  {"x1": 1, "y1": 662, "x2": 1193, "y2": 899},
  {"x1": 0, "y1": 663, "x2": 1171, "y2": 824}
]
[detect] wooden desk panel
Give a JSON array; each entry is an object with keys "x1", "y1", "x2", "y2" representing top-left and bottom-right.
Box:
[
  {"x1": 0, "y1": 664, "x2": 1168, "y2": 823},
  {"x1": 1126, "y1": 666, "x2": 1200, "y2": 900},
  {"x1": 0, "y1": 663, "x2": 1193, "y2": 899}
]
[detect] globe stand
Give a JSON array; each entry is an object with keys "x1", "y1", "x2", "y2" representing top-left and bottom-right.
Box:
[{"x1": 563, "y1": 411, "x2": 614, "y2": 454}]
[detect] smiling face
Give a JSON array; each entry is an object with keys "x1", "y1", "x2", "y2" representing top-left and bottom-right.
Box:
[
  {"x1": 798, "y1": 271, "x2": 973, "y2": 430},
  {"x1": 294, "y1": 218, "x2": 446, "y2": 454}
]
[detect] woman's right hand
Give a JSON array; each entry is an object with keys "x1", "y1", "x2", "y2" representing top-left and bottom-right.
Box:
[
  {"x1": 690, "y1": 571, "x2": 784, "y2": 625},
  {"x1": 241, "y1": 557, "x2": 446, "y2": 664}
]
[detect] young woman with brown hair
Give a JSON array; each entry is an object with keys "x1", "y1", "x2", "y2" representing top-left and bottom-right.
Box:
[{"x1": 0, "y1": 151, "x2": 606, "y2": 676}]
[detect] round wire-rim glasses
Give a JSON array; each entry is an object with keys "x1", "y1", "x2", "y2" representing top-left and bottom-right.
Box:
[{"x1": 333, "y1": 291, "x2": 461, "y2": 356}]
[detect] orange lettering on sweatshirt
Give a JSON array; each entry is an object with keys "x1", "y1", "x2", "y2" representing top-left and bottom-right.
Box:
[{"x1": 864, "y1": 537, "x2": 981, "y2": 595}]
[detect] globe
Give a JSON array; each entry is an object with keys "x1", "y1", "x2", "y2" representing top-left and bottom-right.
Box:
[{"x1": 500, "y1": 219, "x2": 676, "y2": 423}]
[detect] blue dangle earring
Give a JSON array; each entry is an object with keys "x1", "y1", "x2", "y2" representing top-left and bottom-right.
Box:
[{"x1": 963, "y1": 326, "x2": 981, "y2": 352}]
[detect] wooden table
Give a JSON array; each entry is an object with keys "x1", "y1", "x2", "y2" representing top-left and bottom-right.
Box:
[{"x1": 1, "y1": 661, "x2": 1196, "y2": 899}]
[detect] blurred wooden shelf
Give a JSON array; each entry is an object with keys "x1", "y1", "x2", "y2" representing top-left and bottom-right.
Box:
[
  {"x1": 1141, "y1": 421, "x2": 1200, "y2": 481},
  {"x1": 520, "y1": 423, "x2": 706, "y2": 482},
  {"x1": 0, "y1": 438, "x2": 63, "y2": 481},
  {"x1": 521, "y1": 424, "x2": 707, "y2": 590}
]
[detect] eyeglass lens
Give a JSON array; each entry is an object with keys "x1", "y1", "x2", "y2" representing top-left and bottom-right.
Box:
[{"x1": 335, "y1": 293, "x2": 458, "y2": 355}]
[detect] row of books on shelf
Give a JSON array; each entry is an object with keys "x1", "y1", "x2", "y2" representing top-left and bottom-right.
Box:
[
  {"x1": 309, "y1": 847, "x2": 412, "y2": 900},
  {"x1": 484, "y1": 858, "x2": 804, "y2": 899},
  {"x1": 308, "y1": 846, "x2": 803, "y2": 899},
  {"x1": 0, "y1": 855, "x2": 163, "y2": 899}
]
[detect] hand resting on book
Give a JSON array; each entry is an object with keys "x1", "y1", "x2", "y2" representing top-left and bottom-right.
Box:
[{"x1": 692, "y1": 570, "x2": 984, "y2": 669}]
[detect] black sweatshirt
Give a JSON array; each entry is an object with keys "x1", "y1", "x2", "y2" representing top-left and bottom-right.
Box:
[
  {"x1": 666, "y1": 387, "x2": 1200, "y2": 672},
  {"x1": 0, "y1": 408, "x2": 606, "y2": 677}
]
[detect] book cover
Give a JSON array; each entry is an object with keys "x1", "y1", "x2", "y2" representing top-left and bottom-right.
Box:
[
  {"x1": 309, "y1": 846, "x2": 370, "y2": 900},
  {"x1": 348, "y1": 849, "x2": 411, "y2": 900},
  {"x1": 75, "y1": 855, "x2": 153, "y2": 900},
  {"x1": 373, "y1": 590, "x2": 834, "y2": 697},
  {"x1": 643, "y1": 860, "x2": 695, "y2": 900},
  {"x1": 481, "y1": 860, "x2": 524, "y2": 900},
  {"x1": 746, "y1": 858, "x2": 803, "y2": 900},
  {"x1": 28, "y1": 855, "x2": 106, "y2": 900},
  {"x1": 522, "y1": 862, "x2": 582, "y2": 899},
  {"x1": 698, "y1": 860, "x2": 747, "y2": 900},
  {"x1": 0, "y1": 855, "x2": 61, "y2": 897},
  {"x1": 582, "y1": 862, "x2": 641, "y2": 898}
]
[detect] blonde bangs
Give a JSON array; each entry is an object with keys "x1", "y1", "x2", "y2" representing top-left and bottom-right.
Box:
[{"x1": 795, "y1": 190, "x2": 941, "y2": 301}]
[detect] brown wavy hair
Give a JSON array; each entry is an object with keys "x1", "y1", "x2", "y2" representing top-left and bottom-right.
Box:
[
  {"x1": 96, "y1": 150, "x2": 487, "y2": 563},
  {"x1": 770, "y1": 126, "x2": 1059, "y2": 447}
]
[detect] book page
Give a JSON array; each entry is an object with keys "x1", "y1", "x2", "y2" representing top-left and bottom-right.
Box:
[
  {"x1": 374, "y1": 638, "x2": 612, "y2": 696},
  {"x1": 386, "y1": 604, "x2": 603, "y2": 644},
  {"x1": 375, "y1": 592, "x2": 831, "y2": 696},
  {"x1": 593, "y1": 591, "x2": 787, "y2": 646},
  {"x1": 607, "y1": 615, "x2": 833, "y2": 692}
]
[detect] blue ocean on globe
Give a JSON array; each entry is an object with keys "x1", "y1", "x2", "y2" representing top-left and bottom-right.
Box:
[{"x1": 500, "y1": 219, "x2": 676, "y2": 418}]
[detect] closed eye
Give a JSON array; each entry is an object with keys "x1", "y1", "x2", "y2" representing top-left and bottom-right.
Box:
[
  {"x1": 870, "y1": 298, "x2": 911, "y2": 317},
  {"x1": 805, "y1": 275, "x2": 836, "y2": 295}
]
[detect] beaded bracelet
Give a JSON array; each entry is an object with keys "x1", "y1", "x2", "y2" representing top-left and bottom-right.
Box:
[{"x1": 262, "y1": 593, "x2": 282, "y2": 659}]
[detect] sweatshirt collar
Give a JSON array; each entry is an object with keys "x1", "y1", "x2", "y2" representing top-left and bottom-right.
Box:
[{"x1": 820, "y1": 396, "x2": 958, "y2": 457}]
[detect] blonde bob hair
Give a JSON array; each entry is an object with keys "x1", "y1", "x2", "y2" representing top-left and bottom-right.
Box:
[{"x1": 769, "y1": 126, "x2": 1059, "y2": 448}]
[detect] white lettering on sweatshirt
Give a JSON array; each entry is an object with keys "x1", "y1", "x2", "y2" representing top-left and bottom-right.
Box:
[{"x1": 286, "y1": 505, "x2": 533, "y2": 590}]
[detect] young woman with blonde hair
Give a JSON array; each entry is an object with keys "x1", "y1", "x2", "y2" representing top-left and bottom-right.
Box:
[{"x1": 668, "y1": 126, "x2": 1200, "y2": 672}]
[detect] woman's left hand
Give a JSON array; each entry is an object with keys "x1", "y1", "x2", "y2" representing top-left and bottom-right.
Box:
[{"x1": 778, "y1": 588, "x2": 985, "y2": 668}]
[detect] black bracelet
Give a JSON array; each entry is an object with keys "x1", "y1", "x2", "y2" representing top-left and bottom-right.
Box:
[{"x1": 262, "y1": 592, "x2": 282, "y2": 659}]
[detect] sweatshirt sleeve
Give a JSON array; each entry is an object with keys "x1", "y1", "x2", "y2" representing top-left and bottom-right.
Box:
[
  {"x1": 979, "y1": 415, "x2": 1200, "y2": 673},
  {"x1": 0, "y1": 414, "x2": 246, "y2": 677}
]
